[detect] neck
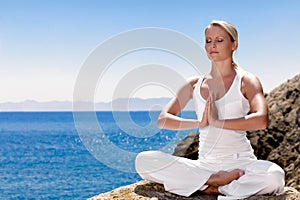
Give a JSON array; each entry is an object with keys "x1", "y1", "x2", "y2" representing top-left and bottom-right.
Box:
[{"x1": 210, "y1": 60, "x2": 235, "y2": 77}]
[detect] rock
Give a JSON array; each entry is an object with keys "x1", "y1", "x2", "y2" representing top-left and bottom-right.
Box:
[
  {"x1": 173, "y1": 132, "x2": 199, "y2": 160},
  {"x1": 247, "y1": 73, "x2": 300, "y2": 191},
  {"x1": 89, "y1": 74, "x2": 300, "y2": 199},
  {"x1": 89, "y1": 181, "x2": 300, "y2": 200}
]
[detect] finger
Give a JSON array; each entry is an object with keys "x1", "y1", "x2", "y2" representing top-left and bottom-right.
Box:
[
  {"x1": 210, "y1": 91, "x2": 215, "y2": 102},
  {"x1": 202, "y1": 107, "x2": 208, "y2": 123},
  {"x1": 200, "y1": 102, "x2": 209, "y2": 127},
  {"x1": 205, "y1": 97, "x2": 210, "y2": 111},
  {"x1": 204, "y1": 99, "x2": 209, "y2": 112},
  {"x1": 206, "y1": 95, "x2": 210, "y2": 102},
  {"x1": 206, "y1": 99, "x2": 212, "y2": 121},
  {"x1": 205, "y1": 103, "x2": 210, "y2": 123}
]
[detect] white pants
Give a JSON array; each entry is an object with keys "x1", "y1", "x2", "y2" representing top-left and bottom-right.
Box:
[{"x1": 135, "y1": 151, "x2": 285, "y2": 200}]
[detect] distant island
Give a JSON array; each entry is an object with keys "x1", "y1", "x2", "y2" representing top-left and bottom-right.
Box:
[{"x1": 0, "y1": 98, "x2": 195, "y2": 112}]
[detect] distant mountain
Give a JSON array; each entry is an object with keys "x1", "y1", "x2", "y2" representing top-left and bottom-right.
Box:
[{"x1": 0, "y1": 98, "x2": 195, "y2": 112}]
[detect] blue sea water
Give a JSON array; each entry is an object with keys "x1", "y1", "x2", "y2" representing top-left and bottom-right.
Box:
[{"x1": 0, "y1": 111, "x2": 197, "y2": 199}]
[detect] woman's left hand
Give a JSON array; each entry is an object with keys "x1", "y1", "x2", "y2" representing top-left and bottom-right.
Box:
[{"x1": 207, "y1": 92, "x2": 221, "y2": 127}]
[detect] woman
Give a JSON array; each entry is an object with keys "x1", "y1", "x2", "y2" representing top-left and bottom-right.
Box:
[{"x1": 135, "y1": 20, "x2": 285, "y2": 199}]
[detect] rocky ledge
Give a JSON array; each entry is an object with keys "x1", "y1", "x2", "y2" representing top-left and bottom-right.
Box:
[
  {"x1": 89, "y1": 74, "x2": 300, "y2": 199},
  {"x1": 89, "y1": 181, "x2": 300, "y2": 200}
]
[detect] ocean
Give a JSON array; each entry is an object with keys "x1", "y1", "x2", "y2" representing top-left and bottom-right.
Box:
[{"x1": 0, "y1": 111, "x2": 197, "y2": 199}]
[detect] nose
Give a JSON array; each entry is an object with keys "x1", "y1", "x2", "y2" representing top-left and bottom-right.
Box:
[{"x1": 212, "y1": 41, "x2": 217, "y2": 48}]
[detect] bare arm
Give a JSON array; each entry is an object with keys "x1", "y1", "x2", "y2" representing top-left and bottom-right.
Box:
[
  {"x1": 209, "y1": 74, "x2": 268, "y2": 131},
  {"x1": 157, "y1": 77, "x2": 209, "y2": 130}
]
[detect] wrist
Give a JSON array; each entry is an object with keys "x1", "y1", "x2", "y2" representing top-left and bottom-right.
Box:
[
  {"x1": 212, "y1": 119, "x2": 223, "y2": 128},
  {"x1": 198, "y1": 119, "x2": 208, "y2": 128}
]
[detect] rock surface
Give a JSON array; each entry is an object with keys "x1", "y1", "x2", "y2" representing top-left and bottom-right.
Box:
[
  {"x1": 248, "y1": 73, "x2": 300, "y2": 191},
  {"x1": 89, "y1": 180, "x2": 300, "y2": 200},
  {"x1": 90, "y1": 74, "x2": 300, "y2": 199}
]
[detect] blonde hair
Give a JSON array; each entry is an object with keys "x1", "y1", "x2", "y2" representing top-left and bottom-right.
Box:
[{"x1": 206, "y1": 20, "x2": 239, "y2": 68}]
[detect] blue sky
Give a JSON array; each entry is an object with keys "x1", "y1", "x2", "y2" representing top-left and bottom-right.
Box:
[{"x1": 0, "y1": 0, "x2": 299, "y2": 103}]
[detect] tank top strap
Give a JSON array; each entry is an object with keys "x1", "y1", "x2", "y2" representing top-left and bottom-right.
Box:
[
  {"x1": 193, "y1": 75, "x2": 207, "y2": 102},
  {"x1": 235, "y1": 71, "x2": 242, "y2": 92},
  {"x1": 193, "y1": 75, "x2": 207, "y2": 120},
  {"x1": 222, "y1": 70, "x2": 244, "y2": 102},
  {"x1": 235, "y1": 67, "x2": 248, "y2": 89}
]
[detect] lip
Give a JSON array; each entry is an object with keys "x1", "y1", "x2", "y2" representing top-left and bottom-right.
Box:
[{"x1": 210, "y1": 51, "x2": 219, "y2": 54}]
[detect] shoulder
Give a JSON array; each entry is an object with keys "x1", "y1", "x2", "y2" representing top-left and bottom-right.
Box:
[
  {"x1": 186, "y1": 76, "x2": 201, "y2": 89},
  {"x1": 174, "y1": 76, "x2": 201, "y2": 99},
  {"x1": 240, "y1": 71, "x2": 263, "y2": 89},
  {"x1": 175, "y1": 76, "x2": 201, "y2": 98},
  {"x1": 239, "y1": 70, "x2": 264, "y2": 98}
]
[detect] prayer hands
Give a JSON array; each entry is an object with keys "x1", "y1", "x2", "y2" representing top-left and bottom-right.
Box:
[
  {"x1": 198, "y1": 103, "x2": 209, "y2": 128},
  {"x1": 207, "y1": 92, "x2": 219, "y2": 126},
  {"x1": 199, "y1": 91, "x2": 221, "y2": 128}
]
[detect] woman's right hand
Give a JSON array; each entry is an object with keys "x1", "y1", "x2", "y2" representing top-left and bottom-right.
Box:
[{"x1": 198, "y1": 98, "x2": 209, "y2": 128}]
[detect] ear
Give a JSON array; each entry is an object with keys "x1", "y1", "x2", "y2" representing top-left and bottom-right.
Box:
[{"x1": 232, "y1": 41, "x2": 238, "y2": 51}]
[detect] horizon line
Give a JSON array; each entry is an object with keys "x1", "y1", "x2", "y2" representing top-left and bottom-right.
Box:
[{"x1": 0, "y1": 97, "x2": 173, "y2": 104}]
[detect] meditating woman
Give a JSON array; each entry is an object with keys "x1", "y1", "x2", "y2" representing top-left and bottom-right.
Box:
[{"x1": 135, "y1": 20, "x2": 285, "y2": 199}]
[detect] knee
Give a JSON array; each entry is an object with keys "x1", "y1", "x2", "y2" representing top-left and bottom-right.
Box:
[
  {"x1": 135, "y1": 151, "x2": 162, "y2": 173},
  {"x1": 263, "y1": 166, "x2": 285, "y2": 194},
  {"x1": 135, "y1": 150, "x2": 162, "y2": 164},
  {"x1": 135, "y1": 151, "x2": 149, "y2": 171},
  {"x1": 247, "y1": 160, "x2": 285, "y2": 194}
]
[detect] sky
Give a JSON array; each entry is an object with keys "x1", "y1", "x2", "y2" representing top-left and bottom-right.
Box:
[{"x1": 0, "y1": 0, "x2": 299, "y2": 103}]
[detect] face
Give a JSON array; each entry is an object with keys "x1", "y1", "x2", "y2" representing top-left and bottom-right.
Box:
[{"x1": 205, "y1": 25, "x2": 237, "y2": 62}]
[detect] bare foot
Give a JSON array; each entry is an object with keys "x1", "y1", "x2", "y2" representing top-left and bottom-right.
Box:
[
  {"x1": 202, "y1": 185, "x2": 220, "y2": 195},
  {"x1": 206, "y1": 169, "x2": 244, "y2": 187}
]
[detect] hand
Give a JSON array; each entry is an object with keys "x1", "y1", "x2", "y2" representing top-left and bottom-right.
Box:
[
  {"x1": 207, "y1": 92, "x2": 220, "y2": 127},
  {"x1": 198, "y1": 99, "x2": 209, "y2": 128}
]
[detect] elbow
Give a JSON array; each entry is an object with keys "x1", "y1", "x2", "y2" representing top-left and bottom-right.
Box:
[
  {"x1": 260, "y1": 120, "x2": 268, "y2": 130},
  {"x1": 259, "y1": 114, "x2": 268, "y2": 130},
  {"x1": 157, "y1": 118, "x2": 164, "y2": 129},
  {"x1": 157, "y1": 112, "x2": 166, "y2": 129}
]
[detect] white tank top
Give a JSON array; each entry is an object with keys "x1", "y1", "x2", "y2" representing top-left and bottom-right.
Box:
[{"x1": 193, "y1": 71, "x2": 256, "y2": 159}]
